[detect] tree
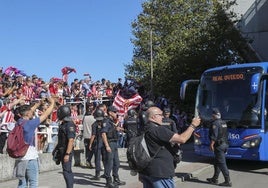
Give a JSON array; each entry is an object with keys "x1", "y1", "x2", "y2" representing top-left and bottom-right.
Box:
[{"x1": 125, "y1": 0, "x2": 258, "y2": 107}]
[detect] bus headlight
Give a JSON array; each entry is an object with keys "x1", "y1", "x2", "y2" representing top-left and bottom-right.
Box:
[
  {"x1": 194, "y1": 138, "x2": 202, "y2": 145},
  {"x1": 242, "y1": 137, "x2": 261, "y2": 148},
  {"x1": 194, "y1": 132, "x2": 202, "y2": 145}
]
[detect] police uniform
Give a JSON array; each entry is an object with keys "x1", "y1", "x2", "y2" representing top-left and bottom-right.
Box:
[
  {"x1": 162, "y1": 117, "x2": 178, "y2": 133},
  {"x1": 162, "y1": 116, "x2": 182, "y2": 167},
  {"x1": 123, "y1": 116, "x2": 139, "y2": 147},
  {"x1": 57, "y1": 120, "x2": 76, "y2": 188},
  {"x1": 138, "y1": 109, "x2": 147, "y2": 134},
  {"x1": 91, "y1": 120, "x2": 105, "y2": 179},
  {"x1": 138, "y1": 100, "x2": 155, "y2": 134},
  {"x1": 101, "y1": 117, "x2": 125, "y2": 187},
  {"x1": 207, "y1": 108, "x2": 232, "y2": 187}
]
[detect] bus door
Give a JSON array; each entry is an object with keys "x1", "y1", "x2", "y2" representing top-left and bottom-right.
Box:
[{"x1": 261, "y1": 79, "x2": 268, "y2": 160}]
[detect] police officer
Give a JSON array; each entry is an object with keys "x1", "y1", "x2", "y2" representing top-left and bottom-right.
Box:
[
  {"x1": 101, "y1": 105, "x2": 126, "y2": 188},
  {"x1": 162, "y1": 107, "x2": 182, "y2": 167},
  {"x1": 89, "y1": 108, "x2": 105, "y2": 180},
  {"x1": 207, "y1": 108, "x2": 232, "y2": 187},
  {"x1": 162, "y1": 107, "x2": 178, "y2": 133},
  {"x1": 123, "y1": 109, "x2": 139, "y2": 147},
  {"x1": 138, "y1": 100, "x2": 155, "y2": 134},
  {"x1": 57, "y1": 105, "x2": 76, "y2": 188}
]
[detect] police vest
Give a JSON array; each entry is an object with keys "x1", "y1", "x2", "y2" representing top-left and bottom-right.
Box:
[
  {"x1": 106, "y1": 119, "x2": 119, "y2": 142},
  {"x1": 124, "y1": 117, "x2": 138, "y2": 137},
  {"x1": 215, "y1": 119, "x2": 228, "y2": 144},
  {"x1": 57, "y1": 123, "x2": 68, "y2": 148}
]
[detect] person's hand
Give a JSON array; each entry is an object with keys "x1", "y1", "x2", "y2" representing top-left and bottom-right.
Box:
[
  {"x1": 63, "y1": 154, "x2": 69, "y2": 163},
  {"x1": 191, "y1": 116, "x2": 201, "y2": 128},
  {"x1": 106, "y1": 146, "x2": 112, "y2": 153},
  {"x1": 47, "y1": 97, "x2": 55, "y2": 105},
  {"x1": 209, "y1": 143, "x2": 214, "y2": 151},
  {"x1": 116, "y1": 126, "x2": 124, "y2": 132},
  {"x1": 19, "y1": 95, "x2": 26, "y2": 101}
]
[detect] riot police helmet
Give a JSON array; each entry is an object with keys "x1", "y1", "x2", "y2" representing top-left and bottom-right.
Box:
[
  {"x1": 142, "y1": 100, "x2": 155, "y2": 111},
  {"x1": 57, "y1": 105, "x2": 71, "y2": 121},
  {"x1": 94, "y1": 108, "x2": 104, "y2": 121},
  {"x1": 163, "y1": 107, "x2": 171, "y2": 114},
  {"x1": 127, "y1": 109, "x2": 137, "y2": 117},
  {"x1": 212, "y1": 108, "x2": 221, "y2": 119}
]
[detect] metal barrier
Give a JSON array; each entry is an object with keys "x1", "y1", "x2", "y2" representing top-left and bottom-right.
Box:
[
  {"x1": 0, "y1": 124, "x2": 59, "y2": 153},
  {"x1": 35, "y1": 124, "x2": 59, "y2": 152},
  {"x1": 1, "y1": 123, "x2": 84, "y2": 153},
  {"x1": 0, "y1": 95, "x2": 114, "y2": 153}
]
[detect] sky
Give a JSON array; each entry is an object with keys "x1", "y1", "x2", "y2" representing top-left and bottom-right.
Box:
[{"x1": 0, "y1": 0, "x2": 144, "y2": 83}]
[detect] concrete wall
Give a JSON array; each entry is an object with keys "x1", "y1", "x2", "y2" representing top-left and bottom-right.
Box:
[
  {"x1": 0, "y1": 148, "x2": 126, "y2": 183},
  {"x1": 0, "y1": 153, "x2": 62, "y2": 182},
  {"x1": 235, "y1": 0, "x2": 268, "y2": 61}
]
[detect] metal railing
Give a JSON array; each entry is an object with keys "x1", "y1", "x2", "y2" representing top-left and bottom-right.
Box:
[
  {"x1": 1, "y1": 123, "x2": 85, "y2": 153},
  {"x1": 0, "y1": 124, "x2": 59, "y2": 153}
]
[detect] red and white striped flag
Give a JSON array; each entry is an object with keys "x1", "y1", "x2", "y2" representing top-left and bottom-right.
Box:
[{"x1": 112, "y1": 91, "x2": 143, "y2": 117}]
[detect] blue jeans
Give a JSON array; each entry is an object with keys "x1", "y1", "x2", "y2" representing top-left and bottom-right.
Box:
[
  {"x1": 117, "y1": 132, "x2": 126, "y2": 148},
  {"x1": 18, "y1": 159, "x2": 39, "y2": 188},
  {"x1": 139, "y1": 174, "x2": 175, "y2": 188}
]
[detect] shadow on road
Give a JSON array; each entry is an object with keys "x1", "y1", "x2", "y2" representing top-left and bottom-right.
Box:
[
  {"x1": 227, "y1": 159, "x2": 268, "y2": 175},
  {"x1": 184, "y1": 177, "x2": 213, "y2": 185}
]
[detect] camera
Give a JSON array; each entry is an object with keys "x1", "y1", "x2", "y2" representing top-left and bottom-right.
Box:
[
  {"x1": 171, "y1": 144, "x2": 183, "y2": 164},
  {"x1": 173, "y1": 149, "x2": 183, "y2": 164},
  {"x1": 52, "y1": 147, "x2": 62, "y2": 165}
]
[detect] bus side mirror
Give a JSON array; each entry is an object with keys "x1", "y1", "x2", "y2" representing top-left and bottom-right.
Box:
[
  {"x1": 260, "y1": 74, "x2": 268, "y2": 81},
  {"x1": 180, "y1": 80, "x2": 199, "y2": 100}
]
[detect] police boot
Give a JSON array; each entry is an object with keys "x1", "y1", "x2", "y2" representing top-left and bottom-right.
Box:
[
  {"x1": 206, "y1": 177, "x2": 218, "y2": 184},
  {"x1": 105, "y1": 177, "x2": 118, "y2": 188},
  {"x1": 92, "y1": 171, "x2": 100, "y2": 180},
  {"x1": 219, "y1": 176, "x2": 232, "y2": 187},
  {"x1": 113, "y1": 176, "x2": 126, "y2": 186}
]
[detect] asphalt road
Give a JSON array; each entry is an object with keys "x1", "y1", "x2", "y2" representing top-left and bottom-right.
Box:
[
  {"x1": 177, "y1": 159, "x2": 268, "y2": 188},
  {"x1": 0, "y1": 142, "x2": 212, "y2": 188}
]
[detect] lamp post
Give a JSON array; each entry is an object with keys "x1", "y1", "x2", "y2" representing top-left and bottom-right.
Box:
[{"x1": 150, "y1": 28, "x2": 153, "y2": 97}]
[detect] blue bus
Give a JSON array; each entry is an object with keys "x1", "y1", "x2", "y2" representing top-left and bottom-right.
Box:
[{"x1": 180, "y1": 62, "x2": 268, "y2": 161}]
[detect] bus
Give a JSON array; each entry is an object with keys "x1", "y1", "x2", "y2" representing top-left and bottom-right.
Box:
[{"x1": 180, "y1": 62, "x2": 268, "y2": 161}]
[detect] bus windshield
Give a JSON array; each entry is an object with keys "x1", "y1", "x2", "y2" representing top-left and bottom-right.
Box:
[{"x1": 196, "y1": 66, "x2": 264, "y2": 128}]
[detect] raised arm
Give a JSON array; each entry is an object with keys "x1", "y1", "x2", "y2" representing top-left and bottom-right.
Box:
[{"x1": 39, "y1": 97, "x2": 55, "y2": 123}]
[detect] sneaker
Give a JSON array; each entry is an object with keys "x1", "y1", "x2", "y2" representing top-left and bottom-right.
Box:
[
  {"x1": 219, "y1": 181, "x2": 232, "y2": 187},
  {"x1": 86, "y1": 162, "x2": 95, "y2": 169},
  {"x1": 206, "y1": 178, "x2": 218, "y2": 184}
]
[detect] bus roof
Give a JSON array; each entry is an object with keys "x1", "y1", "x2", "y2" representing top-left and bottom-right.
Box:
[{"x1": 205, "y1": 62, "x2": 268, "y2": 73}]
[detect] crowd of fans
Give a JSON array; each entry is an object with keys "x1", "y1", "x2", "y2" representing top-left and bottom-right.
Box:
[
  {"x1": 0, "y1": 66, "x2": 190, "y2": 154},
  {"x1": 0, "y1": 66, "x2": 124, "y2": 154}
]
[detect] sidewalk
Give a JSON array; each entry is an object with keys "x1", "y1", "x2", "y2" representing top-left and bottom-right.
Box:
[{"x1": 0, "y1": 142, "x2": 212, "y2": 188}]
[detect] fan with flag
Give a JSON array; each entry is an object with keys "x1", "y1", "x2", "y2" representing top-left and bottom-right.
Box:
[
  {"x1": 4, "y1": 66, "x2": 27, "y2": 77},
  {"x1": 112, "y1": 80, "x2": 143, "y2": 117},
  {"x1": 61, "y1": 66, "x2": 76, "y2": 83}
]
